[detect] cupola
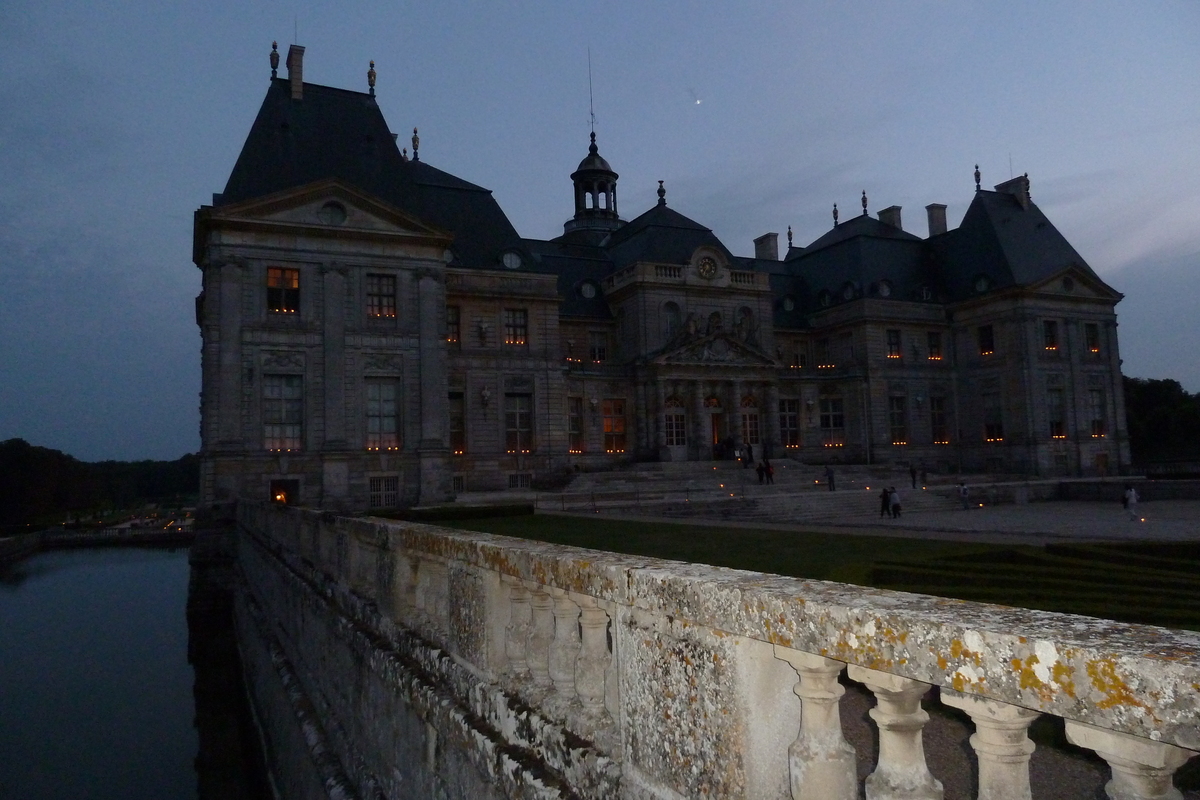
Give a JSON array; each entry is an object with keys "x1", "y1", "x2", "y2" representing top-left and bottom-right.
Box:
[{"x1": 564, "y1": 132, "x2": 622, "y2": 237}]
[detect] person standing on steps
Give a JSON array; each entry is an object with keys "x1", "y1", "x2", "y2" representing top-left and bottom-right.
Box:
[
  {"x1": 958, "y1": 481, "x2": 970, "y2": 510},
  {"x1": 756, "y1": 461, "x2": 765, "y2": 484},
  {"x1": 889, "y1": 486, "x2": 902, "y2": 518},
  {"x1": 825, "y1": 465, "x2": 836, "y2": 491},
  {"x1": 910, "y1": 464, "x2": 918, "y2": 489},
  {"x1": 1124, "y1": 484, "x2": 1140, "y2": 521},
  {"x1": 764, "y1": 459, "x2": 774, "y2": 485},
  {"x1": 744, "y1": 442, "x2": 754, "y2": 469},
  {"x1": 880, "y1": 486, "x2": 892, "y2": 518}
]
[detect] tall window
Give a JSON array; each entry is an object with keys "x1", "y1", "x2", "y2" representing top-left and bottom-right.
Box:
[
  {"x1": 819, "y1": 398, "x2": 845, "y2": 446},
  {"x1": 369, "y1": 476, "x2": 399, "y2": 508},
  {"x1": 779, "y1": 399, "x2": 800, "y2": 448},
  {"x1": 449, "y1": 392, "x2": 466, "y2": 454},
  {"x1": 446, "y1": 305, "x2": 460, "y2": 344},
  {"x1": 504, "y1": 393, "x2": 533, "y2": 453},
  {"x1": 983, "y1": 392, "x2": 1004, "y2": 442},
  {"x1": 886, "y1": 329, "x2": 902, "y2": 359},
  {"x1": 504, "y1": 309, "x2": 528, "y2": 345},
  {"x1": 1043, "y1": 320, "x2": 1059, "y2": 351},
  {"x1": 1089, "y1": 389, "x2": 1106, "y2": 437},
  {"x1": 263, "y1": 375, "x2": 303, "y2": 450},
  {"x1": 366, "y1": 274, "x2": 396, "y2": 318},
  {"x1": 930, "y1": 396, "x2": 948, "y2": 444},
  {"x1": 816, "y1": 338, "x2": 833, "y2": 368},
  {"x1": 365, "y1": 379, "x2": 399, "y2": 450},
  {"x1": 603, "y1": 399, "x2": 626, "y2": 453},
  {"x1": 568, "y1": 397, "x2": 584, "y2": 453},
  {"x1": 663, "y1": 302, "x2": 681, "y2": 340},
  {"x1": 927, "y1": 332, "x2": 942, "y2": 361},
  {"x1": 664, "y1": 397, "x2": 686, "y2": 447},
  {"x1": 889, "y1": 396, "x2": 907, "y2": 444},
  {"x1": 267, "y1": 267, "x2": 300, "y2": 314},
  {"x1": 1085, "y1": 323, "x2": 1101, "y2": 354},
  {"x1": 1048, "y1": 389, "x2": 1066, "y2": 438},
  {"x1": 978, "y1": 325, "x2": 995, "y2": 356},
  {"x1": 588, "y1": 331, "x2": 607, "y2": 363}
]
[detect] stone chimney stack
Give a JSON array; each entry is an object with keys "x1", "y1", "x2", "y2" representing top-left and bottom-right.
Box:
[
  {"x1": 993, "y1": 174, "x2": 1031, "y2": 210},
  {"x1": 878, "y1": 206, "x2": 902, "y2": 230},
  {"x1": 925, "y1": 204, "x2": 947, "y2": 237},
  {"x1": 753, "y1": 232, "x2": 779, "y2": 261},
  {"x1": 286, "y1": 44, "x2": 305, "y2": 100}
]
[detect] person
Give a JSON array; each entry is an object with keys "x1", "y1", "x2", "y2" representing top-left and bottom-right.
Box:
[
  {"x1": 889, "y1": 487, "x2": 902, "y2": 518},
  {"x1": 909, "y1": 465, "x2": 918, "y2": 489},
  {"x1": 1124, "y1": 484, "x2": 1140, "y2": 521},
  {"x1": 825, "y1": 465, "x2": 836, "y2": 492},
  {"x1": 880, "y1": 487, "x2": 892, "y2": 518},
  {"x1": 756, "y1": 461, "x2": 766, "y2": 484},
  {"x1": 744, "y1": 443, "x2": 754, "y2": 468},
  {"x1": 765, "y1": 459, "x2": 774, "y2": 485},
  {"x1": 958, "y1": 481, "x2": 970, "y2": 510}
]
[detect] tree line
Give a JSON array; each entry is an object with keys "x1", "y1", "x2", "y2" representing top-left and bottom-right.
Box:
[{"x1": 1123, "y1": 376, "x2": 1200, "y2": 464}]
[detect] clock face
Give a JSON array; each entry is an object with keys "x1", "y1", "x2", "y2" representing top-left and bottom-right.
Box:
[{"x1": 697, "y1": 256, "x2": 718, "y2": 279}]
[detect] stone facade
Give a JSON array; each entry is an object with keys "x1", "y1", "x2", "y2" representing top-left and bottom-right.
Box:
[{"x1": 194, "y1": 47, "x2": 1129, "y2": 510}]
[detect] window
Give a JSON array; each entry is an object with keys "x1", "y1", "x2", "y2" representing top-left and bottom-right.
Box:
[
  {"x1": 452, "y1": 475, "x2": 465, "y2": 493},
  {"x1": 886, "y1": 329, "x2": 902, "y2": 359},
  {"x1": 267, "y1": 267, "x2": 300, "y2": 314},
  {"x1": 816, "y1": 338, "x2": 833, "y2": 368},
  {"x1": 927, "y1": 332, "x2": 942, "y2": 361},
  {"x1": 504, "y1": 393, "x2": 533, "y2": 453},
  {"x1": 664, "y1": 397, "x2": 686, "y2": 447},
  {"x1": 779, "y1": 399, "x2": 800, "y2": 448},
  {"x1": 1048, "y1": 389, "x2": 1066, "y2": 438},
  {"x1": 263, "y1": 375, "x2": 303, "y2": 450},
  {"x1": 503, "y1": 309, "x2": 528, "y2": 346},
  {"x1": 366, "y1": 274, "x2": 396, "y2": 318},
  {"x1": 663, "y1": 302, "x2": 681, "y2": 340},
  {"x1": 365, "y1": 379, "x2": 400, "y2": 450},
  {"x1": 1043, "y1": 320, "x2": 1058, "y2": 351},
  {"x1": 446, "y1": 306, "x2": 460, "y2": 344},
  {"x1": 1090, "y1": 389, "x2": 1106, "y2": 437},
  {"x1": 791, "y1": 350, "x2": 808, "y2": 369},
  {"x1": 568, "y1": 397, "x2": 584, "y2": 453},
  {"x1": 983, "y1": 392, "x2": 1004, "y2": 441},
  {"x1": 449, "y1": 392, "x2": 466, "y2": 454},
  {"x1": 889, "y1": 396, "x2": 907, "y2": 444},
  {"x1": 930, "y1": 397, "x2": 948, "y2": 444},
  {"x1": 369, "y1": 476, "x2": 399, "y2": 509},
  {"x1": 509, "y1": 473, "x2": 532, "y2": 489},
  {"x1": 840, "y1": 333, "x2": 855, "y2": 363},
  {"x1": 588, "y1": 331, "x2": 607, "y2": 363},
  {"x1": 603, "y1": 399, "x2": 626, "y2": 453},
  {"x1": 978, "y1": 325, "x2": 995, "y2": 356},
  {"x1": 741, "y1": 408, "x2": 761, "y2": 445},
  {"x1": 819, "y1": 398, "x2": 845, "y2": 446},
  {"x1": 707, "y1": 311, "x2": 723, "y2": 333},
  {"x1": 1085, "y1": 323, "x2": 1101, "y2": 354}
]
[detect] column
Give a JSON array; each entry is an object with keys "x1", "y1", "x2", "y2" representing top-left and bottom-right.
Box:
[
  {"x1": 321, "y1": 265, "x2": 347, "y2": 447},
  {"x1": 1065, "y1": 720, "x2": 1195, "y2": 800},
  {"x1": 502, "y1": 576, "x2": 531, "y2": 676},
  {"x1": 692, "y1": 381, "x2": 706, "y2": 461},
  {"x1": 774, "y1": 647, "x2": 857, "y2": 800},
  {"x1": 527, "y1": 588, "x2": 555, "y2": 693},
  {"x1": 848, "y1": 665, "x2": 943, "y2": 800},
  {"x1": 766, "y1": 382, "x2": 781, "y2": 460},
  {"x1": 574, "y1": 597, "x2": 611, "y2": 719},
  {"x1": 216, "y1": 261, "x2": 244, "y2": 445},
  {"x1": 940, "y1": 690, "x2": 1038, "y2": 800},
  {"x1": 417, "y1": 269, "x2": 451, "y2": 502},
  {"x1": 656, "y1": 381, "x2": 668, "y2": 452},
  {"x1": 545, "y1": 588, "x2": 580, "y2": 717},
  {"x1": 730, "y1": 380, "x2": 743, "y2": 444}
]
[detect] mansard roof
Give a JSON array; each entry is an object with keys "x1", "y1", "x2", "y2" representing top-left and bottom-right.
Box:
[
  {"x1": 216, "y1": 78, "x2": 527, "y2": 270},
  {"x1": 603, "y1": 201, "x2": 734, "y2": 269},
  {"x1": 523, "y1": 238, "x2": 614, "y2": 319}
]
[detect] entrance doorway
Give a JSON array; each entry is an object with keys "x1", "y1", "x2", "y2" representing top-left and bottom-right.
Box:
[{"x1": 710, "y1": 414, "x2": 724, "y2": 459}]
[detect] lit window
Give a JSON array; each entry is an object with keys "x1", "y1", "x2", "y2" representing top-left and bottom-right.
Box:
[
  {"x1": 369, "y1": 476, "x2": 399, "y2": 509},
  {"x1": 779, "y1": 399, "x2": 800, "y2": 448},
  {"x1": 1043, "y1": 320, "x2": 1058, "y2": 351},
  {"x1": 365, "y1": 379, "x2": 399, "y2": 450},
  {"x1": 664, "y1": 397, "x2": 686, "y2": 447},
  {"x1": 930, "y1": 397, "x2": 948, "y2": 444},
  {"x1": 589, "y1": 331, "x2": 607, "y2": 363},
  {"x1": 449, "y1": 392, "x2": 465, "y2": 454},
  {"x1": 267, "y1": 267, "x2": 300, "y2": 314},
  {"x1": 603, "y1": 398, "x2": 626, "y2": 453},
  {"x1": 819, "y1": 398, "x2": 845, "y2": 446},
  {"x1": 263, "y1": 375, "x2": 303, "y2": 450},
  {"x1": 568, "y1": 397, "x2": 584, "y2": 453},
  {"x1": 927, "y1": 332, "x2": 942, "y2": 361},
  {"x1": 1085, "y1": 323, "x2": 1101, "y2": 354},
  {"x1": 978, "y1": 325, "x2": 995, "y2": 356},
  {"x1": 889, "y1": 396, "x2": 907, "y2": 444},
  {"x1": 446, "y1": 306, "x2": 460, "y2": 344},
  {"x1": 1089, "y1": 389, "x2": 1106, "y2": 437},
  {"x1": 886, "y1": 329, "x2": 902, "y2": 359},
  {"x1": 366, "y1": 274, "x2": 396, "y2": 318},
  {"x1": 983, "y1": 392, "x2": 1004, "y2": 441},
  {"x1": 504, "y1": 309, "x2": 528, "y2": 345},
  {"x1": 505, "y1": 393, "x2": 533, "y2": 453},
  {"x1": 1048, "y1": 389, "x2": 1066, "y2": 438}
]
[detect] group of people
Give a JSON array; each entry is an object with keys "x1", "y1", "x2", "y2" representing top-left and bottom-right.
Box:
[{"x1": 879, "y1": 486, "x2": 903, "y2": 518}]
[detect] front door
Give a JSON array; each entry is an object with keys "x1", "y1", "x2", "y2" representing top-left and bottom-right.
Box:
[{"x1": 710, "y1": 413, "x2": 724, "y2": 459}]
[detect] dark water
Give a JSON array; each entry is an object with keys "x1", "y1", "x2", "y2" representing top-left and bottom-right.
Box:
[{"x1": 0, "y1": 547, "x2": 246, "y2": 800}]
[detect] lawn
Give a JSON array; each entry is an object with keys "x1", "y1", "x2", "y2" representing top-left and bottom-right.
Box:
[{"x1": 444, "y1": 513, "x2": 1200, "y2": 631}]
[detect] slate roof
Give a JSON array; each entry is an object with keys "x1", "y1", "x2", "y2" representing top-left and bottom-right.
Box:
[
  {"x1": 602, "y1": 201, "x2": 733, "y2": 269},
  {"x1": 523, "y1": 238, "x2": 614, "y2": 318}
]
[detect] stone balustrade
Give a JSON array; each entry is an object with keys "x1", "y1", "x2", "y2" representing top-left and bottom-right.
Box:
[{"x1": 237, "y1": 502, "x2": 1200, "y2": 799}]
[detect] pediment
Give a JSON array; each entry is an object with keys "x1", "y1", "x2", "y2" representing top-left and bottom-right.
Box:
[
  {"x1": 1027, "y1": 265, "x2": 1122, "y2": 301},
  {"x1": 654, "y1": 333, "x2": 778, "y2": 367}
]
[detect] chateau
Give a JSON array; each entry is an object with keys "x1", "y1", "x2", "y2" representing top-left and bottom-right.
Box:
[{"x1": 193, "y1": 45, "x2": 1129, "y2": 510}]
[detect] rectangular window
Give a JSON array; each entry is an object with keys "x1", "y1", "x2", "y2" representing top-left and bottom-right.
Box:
[
  {"x1": 889, "y1": 396, "x2": 907, "y2": 444},
  {"x1": 365, "y1": 379, "x2": 400, "y2": 450},
  {"x1": 504, "y1": 393, "x2": 533, "y2": 453},
  {"x1": 927, "y1": 332, "x2": 943, "y2": 361},
  {"x1": 452, "y1": 475, "x2": 465, "y2": 493},
  {"x1": 1085, "y1": 323, "x2": 1101, "y2": 354},
  {"x1": 741, "y1": 413, "x2": 761, "y2": 446},
  {"x1": 1043, "y1": 320, "x2": 1058, "y2": 351},
  {"x1": 886, "y1": 329, "x2": 902, "y2": 359},
  {"x1": 819, "y1": 398, "x2": 845, "y2": 446},
  {"x1": 603, "y1": 398, "x2": 626, "y2": 453},
  {"x1": 267, "y1": 267, "x2": 300, "y2": 314},
  {"x1": 665, "y1": 412, "x2": 687, "y2": 447},
  {"x1": 588, "y1": 331, "x2": 607, "y2": 363},
  {"x1": 508, "y1": 473, "x2": 532, "y2": 489},
  {"x1": 446, "y1": 305, "x2": 460, "y2": 344},
  {"x1": 1048, "y1": 389, "x2": 1066, "y2": 438},
  {"x1": 930, "y1": 396, "x2": 948, "y2": 444},
  {"x1": 978, "y1": 325, "x2": 995, "y2": 356},
  {"x1": 840, "y1": 332, "x2": 855, "y2": 363},
  {"x1": 568, "y1": 397, "x2": 584, "y2": 453},
  {"x1": 504, "y1": 309, "x2": 528, "y2": 345},
  {"x1": 366, "y1": 274, "x2": 396, "y2": 318},
  {"x1": 779, "y1": 399, "x2": 800, "y2": 448},
  {"x1": 791, "y1": 351, "x2": 808, "y2": 369},
  {"x1": 1090, "y1": 389, "x2": 1106, "y2": 437},
  {"x1": 983, "y1": 392, "x2": 1004, "y2": 441},
  {"x1": 263, "y1": 375, "x2": 303, "y2": 450},
  {"x1": 369, "y1": 476, "x2": 399, "y2": 509},
  {"x1": 816, "y1": 338, "x2": 833, "y2": 368},
  {"x1": 449, "y1": 392, "x2": 466, "y2": 454}
]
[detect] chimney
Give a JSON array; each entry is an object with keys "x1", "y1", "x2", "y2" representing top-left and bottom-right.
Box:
[
  {"x1": 925, "y1": 203, "x2": 947, "y2": 237},
  {"x1": 993, "y1": 174, "x2": 1031, "y2": 210},
  {"x1": 877, "y1": 205, "x2": 902, "y2": 230},
  {"x1": 286, "y1": 44, "x2": 305, "y2": 100},
  {"x1": 753, "y1": 232, "x2": 779, "y2": 261}
]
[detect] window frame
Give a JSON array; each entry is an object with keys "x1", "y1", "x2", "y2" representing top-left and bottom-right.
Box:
[
  {"x1": 446, "y1": 305, "x2": 460, "y2": 344},
  {"x1": 888, "y1": 396, "x2": 907, "y2": 445},
  {"x1": 504, "y1": 393, "x2": 534, "y2": 453},
  {"x1": 664, "y1": 397, "x2": 686, "y2": 447},
  {"x1": 978, "y1": 325, "x2": 995, "y2": 356},
  {"x1": 568, "y1": 396, "x2": 584, "y2": 454},
  {"x1": 266, "y1": 267, "x2": 300, "y2": 315},
  {"x1": 779, "y1": 399, "x2": 800, "y2": 448},
  {"x1": 886, "y1": 329, "x2": 902, "y2": 359},
  {"x1": 927, "y1": 331, "x2": 943, "y2": 361},
  {"x1": 818, "y1": 398, "x2": 845, "y2": 446},
  {"x1": 448, "y1": 391, "x2": 466, "y2": 454},
  {"x1": 1089, "y1": 388, "x2": 1107, "y2": 437},
  {"x1": 263, "y1": 374, "x2": 303, "y2": 451},
  {"x1": 368, "y1": 475, "x2": 400, "y2": 509},
  {"x1": 364, "y1": 378, "x2": 400, "y2": 451},
  {"x1": 503, "y1": 308, "x2": 529, "y2": 346},
  {"x1": 602, "y1": 398, "x2": 627, "y2": 453},
  {"x1": 366, "y1": 273, "x2": 397, "y2": 319},
  {"x1": 1043, "y1": 320, "x2": 1059, "y2": 351},
  {"x1": 588, "y1": 331, "x2": 608, "y2": 363},
  {"x1": 930, "y1": 396, "x2": 949, "y2": 444},
  {"x1": 1047, "y1": 388, "x2": 1066, "y2": 439}
]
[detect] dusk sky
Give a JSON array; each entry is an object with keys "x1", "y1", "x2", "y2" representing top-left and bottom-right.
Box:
[{"x1": 2, "y1": 2, "x2": 1198, "y2": 461}]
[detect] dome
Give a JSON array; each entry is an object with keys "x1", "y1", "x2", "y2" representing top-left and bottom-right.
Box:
[{"x1": 572, "y1": 133, "x2": 616, "y2": 178}]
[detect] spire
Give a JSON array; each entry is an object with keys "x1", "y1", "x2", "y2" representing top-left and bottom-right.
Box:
[
  {"x1": 861, "y1": 190, "x2": 868, "y2": 217},
  {"x1": 411, "y1": 127, "x2": 419, "y2": 161},
  {"x1": 589, "y1": 131, "x2": 598, "y2": 154},
  {"x1": 974, "y1": 164, "x2": 981, "y2": 192},
  {"x1": 657, "y1": 180, "x2": 666, "y2": 206},
  {"x1": 367, "y1": 60, "x2": 376, "y2": 97},
  {"x1": 787, "y1": 225, "x2": 793, "y2": 247},
  {"x1": 832, "y1": 203, "x2": 839, "y2": 227},
  {"x1": 270, "y1": 41, "x2": 279, "y2": 78}
]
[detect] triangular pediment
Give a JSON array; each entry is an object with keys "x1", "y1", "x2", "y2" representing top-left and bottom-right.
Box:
[
  {"x1": 1026, "y1": 264, "x2": 1122, "y2": 301},
  {"x1": 654, "y1": 332, "x2": 778, "y2": 366}
]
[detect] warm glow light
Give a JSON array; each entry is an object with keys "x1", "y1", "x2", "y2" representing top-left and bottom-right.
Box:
[
  {"x1": 1045, "y1": 346, "x2": 1057, "y2": 351},
  {"x1": 981, "y1": 349, "x2": 994, "y2": 355},
  {"x1": 892, "y1": 441, "x2": 908, "y2": 445},
  {"x1": 927, "y1": 356, "x2": 943, "y2": 361},
  {"x1": 887, "y1": 354, "x2": 900, "y2": 359},
  {"x1": 1052, "y1": 435, "x2": 1066, "y2": 439},
  {"x1": 934, "y1": 440, "x2": 950, "y2": 445}
]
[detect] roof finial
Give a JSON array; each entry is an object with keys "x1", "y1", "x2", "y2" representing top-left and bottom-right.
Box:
[
  {"x1": 402, "y1": 147, "x2": 408, "y2": 161},
  {"x1": 367, "y1": 60, "x2": 376, "y2": 96},
  {"x1": 411, "y1": 127, "x2": 419, "y2": 161},
  {"x1": 974, "y1": 164, "x2": 981, "y2": 192},
  {"x1": 833, "y1": 203, "x2": 839, "y2": 227},
  {"x1": 270, "y1": 41, "x2": 279, "y2": 78},
  {"x1": 589, "y1": 130, "x2": 598, "y2": 155},
  {"x1": 1023, "y1": 172, "x2": 1030, "y2": 200},
  {"x1": 861, "y1": 190, "x2": 868, "y2": 217},
  {"x1": 657, "y1": 180, "x2": 666, "y2": 206},
  {"x1": 787, "y1": 225, "x2": 793, "y2": 247}
]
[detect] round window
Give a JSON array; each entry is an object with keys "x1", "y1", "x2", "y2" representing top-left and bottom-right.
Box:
[
  {"x1": 783, "y1": 296, "x2": 796, "y2": 312},
  {"x1": 317, "y1": 201, "x2": 347, "y2": 226},
  {"x1": 877, "y1": 281, "x2": 892, "y2": 298},
  {"x1": 1062, "y1": 276, "x2": 1075, "y2": 292},
  {"x1": 974, "y1": 276, "x2": 990, "y2": 293},
  {"x1": 842, "y1": 284, "x2": 855, "y2": 300},
  {"x1": 502, "y1": 252, "x2": 522, "y2": 270},
  {"x1": 580, "y1": 282, "x2": 597, "y2": 299}
]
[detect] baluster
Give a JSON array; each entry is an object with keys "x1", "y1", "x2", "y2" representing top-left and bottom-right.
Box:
[
  {"x1": 574, "y1": 598, "x2": 611, "y2": 719},
  {"x1": 940, "y1": 690, "x2": 1038, "y2": 800},
  {"x1": 847, "y1": 665, "x2": 943, "y2": 800},
  {"x1": 772, "y1": 646, "x2": 857, "y2": 800},
  {"x1": 1064, "y1": 720, "x2": 1195, "y2": 800},
  {"x1": 546, "y1": 588, "x2": 580, "y2": 717},
  {"x1": 502, "y1": 576, "x2": 531, "y2": 676},
  {"x1": 527, "y1": 587, "x2": 555, "y2": 695}
]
